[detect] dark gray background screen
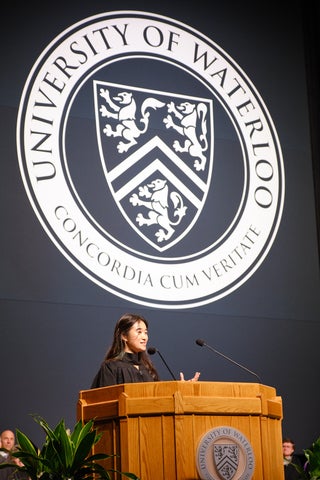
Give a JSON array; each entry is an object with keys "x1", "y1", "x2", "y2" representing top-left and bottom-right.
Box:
[{"x1": 1, "y1": 0, "x2": 319, "y2": 454}]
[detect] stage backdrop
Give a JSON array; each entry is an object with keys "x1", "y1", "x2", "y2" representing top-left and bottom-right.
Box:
[{"x1": 1, "y1": 0, "x2": 319, "y2": 456}]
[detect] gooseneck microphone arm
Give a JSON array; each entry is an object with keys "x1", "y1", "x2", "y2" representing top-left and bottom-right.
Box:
[
  {"x1": 195, "y1": 339, "x2": 262, "y2": 383},
  {"x1": 147, "y1": 347, "x2": 177, "y2": 380}
]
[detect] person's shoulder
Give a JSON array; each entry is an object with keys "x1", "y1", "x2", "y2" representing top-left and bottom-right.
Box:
[
  {"x1": 96, "y1": 358, "x2": 122, "y2": 374},
  {"x1": 291, "y1": 453, "x2": 307, "y2": 468},
  {"x1": 0, "y1": 453, "x2": 8, "y2": 464},
  {"x1": 292, "y1": 453, "x2": 306, "y2": 466}
]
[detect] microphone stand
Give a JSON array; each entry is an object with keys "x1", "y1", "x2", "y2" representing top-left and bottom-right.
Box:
[
  {"x1": 148, "y1": 347, "x2": 176, "y2": 380},
  {"x1": 196, "y1": 339, "x2": 262, "y2": 383}
]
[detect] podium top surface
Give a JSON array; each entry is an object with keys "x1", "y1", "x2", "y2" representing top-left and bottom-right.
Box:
[
  {"x1": 79, "y1": 380, "x2": 277, "y2": 402},
  {"x1": 77, "y1": 381, "x2": 282, "y2": 421}
]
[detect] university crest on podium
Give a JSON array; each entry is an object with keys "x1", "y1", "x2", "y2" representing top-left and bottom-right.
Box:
[
  {"x1": 196, "y1": 427, "x2": 255, "y2": 480},
  {"x1": 213, "y1": 443, "x2": 239, "y2": 480}
]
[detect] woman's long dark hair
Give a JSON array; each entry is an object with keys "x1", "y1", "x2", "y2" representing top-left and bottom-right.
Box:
[{"x1": 104, "y1": 313, "x2": 159, "y2": 380}]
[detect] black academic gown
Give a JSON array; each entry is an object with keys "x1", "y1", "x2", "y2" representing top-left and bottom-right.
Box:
[
  {"x1": 284, "y1": 454, "x2": 305, "y2": 480},
  {"x1": 0, "y1": 455, "x2": 12, "y2": 480},
  {"x1": 91, "y1": 352, "x2": 157, "y2": 388},
  {"x1": 0, "y1": 456, "x2": 29, "y2": 480}
]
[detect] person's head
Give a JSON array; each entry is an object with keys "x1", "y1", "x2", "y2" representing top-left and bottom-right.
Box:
[
  {"x1": 105, "y1": 313, "x2": 159, "y2": 380},
  {"x1": 106, "y1": 313, "x2": 149, "y2": 359},
  {"x1": 0, "y1": 430, "x2": 15, "y2": 452},
  {"x1": 283, "y1": 438, "x2": 295, "y2": 458}
]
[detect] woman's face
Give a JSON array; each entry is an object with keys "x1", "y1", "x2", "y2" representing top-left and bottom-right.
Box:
[{"x1": 122, "y1": 320, "x2": 148, "y2": 353}]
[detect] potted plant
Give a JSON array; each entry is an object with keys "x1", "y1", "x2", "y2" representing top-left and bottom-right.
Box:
[
  {"x1": 0, "y1": 415, "x2": 139, "y2": 480},
  {"x1": 293, "y1": 436, "x2": 320, "y2": 480}
]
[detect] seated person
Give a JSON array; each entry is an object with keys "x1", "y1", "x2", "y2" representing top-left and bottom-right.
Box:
[{"x1": 283, "y1": 437, "x2": 305, "y2": 480}]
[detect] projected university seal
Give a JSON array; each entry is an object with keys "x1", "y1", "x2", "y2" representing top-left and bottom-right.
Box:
[{"x1": 17, "y1": 11, "x2": 284, "y2": 308}]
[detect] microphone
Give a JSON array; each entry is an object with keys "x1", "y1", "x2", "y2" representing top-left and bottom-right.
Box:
[
  {"x1": 195, "y1": 339, "x2": 262, "y2": 383},
  {"x1": 147, "y1": 347, "x2": 176, "y2": 380}
]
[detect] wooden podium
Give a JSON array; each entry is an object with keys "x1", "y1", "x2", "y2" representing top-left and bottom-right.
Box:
[{"x1": 77, "y1": 381, "x2": 284, "y2": 480}]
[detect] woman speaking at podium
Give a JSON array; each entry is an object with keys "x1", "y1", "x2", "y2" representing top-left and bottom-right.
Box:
[{"x1": 91, "y1": 313, "x2": 200, "y2": 388}]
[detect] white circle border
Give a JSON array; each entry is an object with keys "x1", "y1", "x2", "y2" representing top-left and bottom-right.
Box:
[
  {"x1": 196, "y1": 426, "x2": 255, "y2": 480},
  {"x1": 17, "y1": 10, "x2": 285, "y2": 309}
]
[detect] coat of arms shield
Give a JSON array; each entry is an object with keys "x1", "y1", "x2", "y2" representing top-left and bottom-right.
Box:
[{"x1": 94, "y1": 80, "x2": 214, "y2": 252}]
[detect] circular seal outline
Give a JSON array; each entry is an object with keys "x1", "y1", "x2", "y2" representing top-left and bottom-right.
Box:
[
  {"x1": 17, "y1": 10, "x2": 285, "y2": 308},
  {"x1": 196, "y1": 426, "x2": 255, "y2": 480}
]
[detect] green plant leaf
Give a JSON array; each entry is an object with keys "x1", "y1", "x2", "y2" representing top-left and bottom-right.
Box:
[
  {"x1": 16, "y1": 430, "x2": 38, "y2": 455},
  {"x1": 301, "y1": 435, "x2": 320, "y2": 479},
  {"x1": 72, "y1": 420, "x2": 94, "y2": 445},
  {"x1": 56, "y1": 420, "x2": 74, "y2": 470},
  {"x1": 8, "y1": 415, "x2": 140, "y2": 480}
]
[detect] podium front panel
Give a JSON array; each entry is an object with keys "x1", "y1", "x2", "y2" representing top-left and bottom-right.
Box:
[{"x1": 77, "y1": 381, "x2": 284, "y2": 480}]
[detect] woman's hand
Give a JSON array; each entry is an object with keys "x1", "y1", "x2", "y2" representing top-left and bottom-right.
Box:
[{"x1": 180, "y1": 371, "x2": 201, "y2": 382}]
